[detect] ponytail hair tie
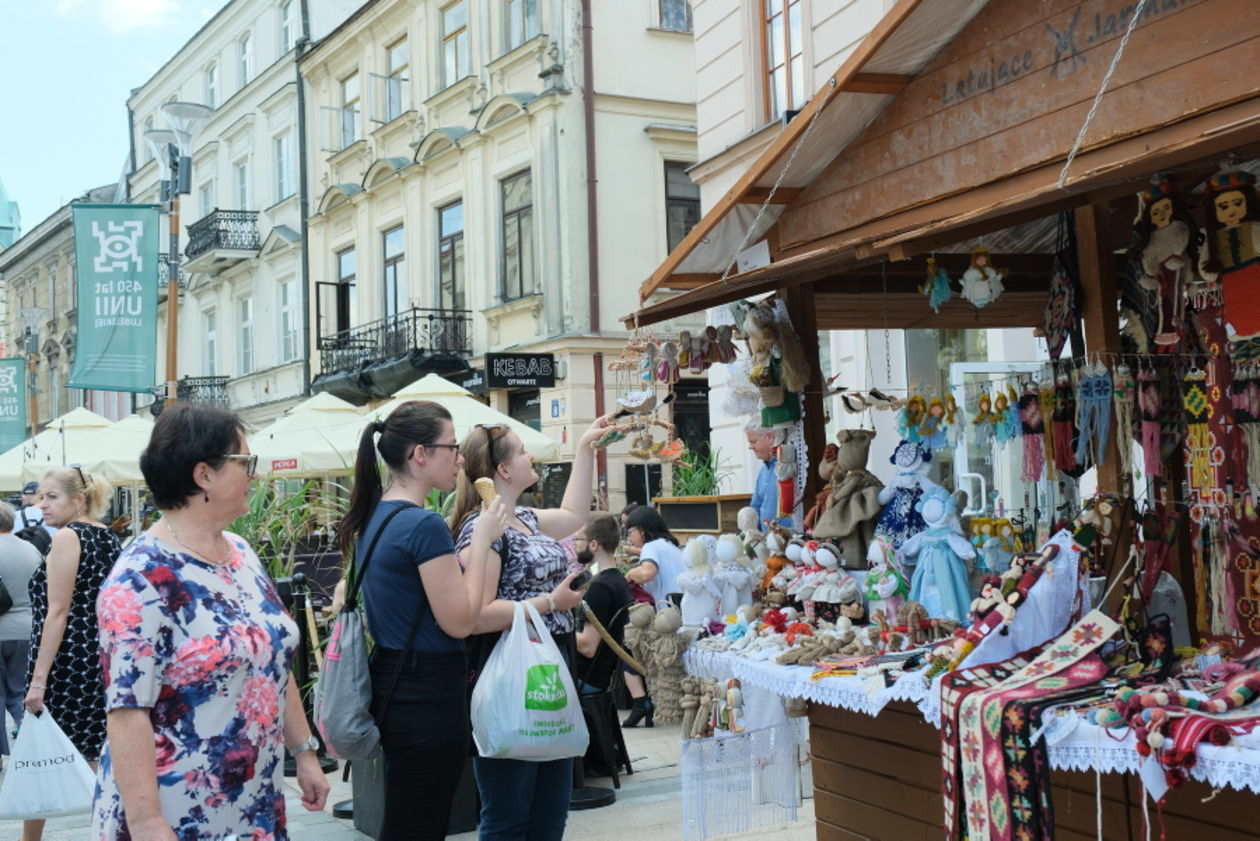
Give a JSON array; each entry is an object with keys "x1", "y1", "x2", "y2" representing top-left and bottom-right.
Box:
[{"x1": 373, "y1": 420, "x2": 387, "y2": 434}]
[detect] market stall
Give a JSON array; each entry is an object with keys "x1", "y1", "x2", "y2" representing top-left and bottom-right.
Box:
[{"x1": 621, "y1": 0, "x2": 1260, "y2": 838}]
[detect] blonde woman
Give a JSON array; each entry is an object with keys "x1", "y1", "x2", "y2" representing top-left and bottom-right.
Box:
[{"x1": 23, "y1": 465, "x2": 118, "y2": 841}]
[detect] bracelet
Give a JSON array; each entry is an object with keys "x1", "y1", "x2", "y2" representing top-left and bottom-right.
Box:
[{"x1": 543, "y1": 593, "x2": 557, "y2": 614}]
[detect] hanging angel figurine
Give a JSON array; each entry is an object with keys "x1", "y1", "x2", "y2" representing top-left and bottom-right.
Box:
[
  {"x1": 960, "y1": 247, "x2": 1007, "y2": 309},
  {"x1": 920, "y1": 256, "x2": 953, "y2": 313}
]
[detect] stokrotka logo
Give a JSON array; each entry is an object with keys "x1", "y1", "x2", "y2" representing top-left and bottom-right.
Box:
[{"x1": 524, "y1": 665, "x2": 567, "y2": 710}]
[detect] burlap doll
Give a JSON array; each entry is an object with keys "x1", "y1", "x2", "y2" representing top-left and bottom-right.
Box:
[
  {"x1": 645, "y1": 606, "x2": 688, "y2": 725},
  {"x1": 812, "y1": 429, "x2": 883, "y2": 565}
]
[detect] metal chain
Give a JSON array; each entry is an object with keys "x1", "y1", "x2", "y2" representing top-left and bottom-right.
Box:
[
  {"x1": 1058, "y1": 0, "x2": 1150, "y2": 189},
  {"x1": 719, "y1": 78, "x2": 837, "y2": 283},
  {"x1": 881, "y1": 260, "x2": 893, "y2": 384}
]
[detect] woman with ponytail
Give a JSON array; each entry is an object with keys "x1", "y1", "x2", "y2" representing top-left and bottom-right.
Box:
[
  {"x1": 340, "y1": 400, "x2": 509, "y2": 841},
  {"x1": 451, "y1": 414, "x2": 613, "y2": 841}
]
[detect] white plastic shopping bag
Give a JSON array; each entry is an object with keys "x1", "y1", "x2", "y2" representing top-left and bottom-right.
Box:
[
  {"x1": 470, "y1": 601, "x2": 589, "y2": 761},
  {"x1": 0, "y1": 710, "x2": 97, "y2": 818}
]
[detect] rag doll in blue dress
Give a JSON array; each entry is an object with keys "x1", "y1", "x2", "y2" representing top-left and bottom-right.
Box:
[
  {"x1": 904, "y1": 486, "x2": 976, "y2": 623},
  {"x1": 873, "y1": 440, "x2": 940, "y2": 555}
]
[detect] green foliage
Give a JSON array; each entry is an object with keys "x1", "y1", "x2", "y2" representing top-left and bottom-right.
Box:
[
  {"x1": 229, "y1": 478, "x2": 349, "y2": 580},
  {"x1": 668, "y1": 446, "x2": 734, "y2": 497}
]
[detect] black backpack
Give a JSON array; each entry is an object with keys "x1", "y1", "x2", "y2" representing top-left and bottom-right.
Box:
[{"x1": 15, "y1": 510, "x2": 51, "y2": 557}]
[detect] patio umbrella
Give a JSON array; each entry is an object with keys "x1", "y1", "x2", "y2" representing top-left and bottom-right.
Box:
[
  {"x1": 0, "y1": 407, "x2": 149, "y2": 489},
  {"x1": 374, "y1": 373, "x2": 559, "y2": 461},
  {"x1": 249, "y1": 393, "x2": 367, "y2": 478}
]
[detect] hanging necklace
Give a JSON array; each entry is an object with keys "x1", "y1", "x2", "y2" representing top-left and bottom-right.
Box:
[{"x1": 164, "y1": 518, "x2": 232, "y2": 567}]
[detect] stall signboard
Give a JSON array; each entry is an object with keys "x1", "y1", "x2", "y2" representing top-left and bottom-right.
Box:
[
  {"x1": 450, "y1": 368, "x2": 488, "y2": 393},
  {"x1": 486, "y1": 353, "x2": 555, "y2": 389},
  {"x1": 69, "y1": 204, "x2": 160, "y2": 393},
  {"x1": 0, "y1": 359, "x2": 26, "y2": 452}
]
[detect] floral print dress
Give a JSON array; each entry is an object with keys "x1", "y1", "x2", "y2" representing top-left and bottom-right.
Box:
[{"x1": 91, "y1": 531, "x2": 298, "y2": 841}]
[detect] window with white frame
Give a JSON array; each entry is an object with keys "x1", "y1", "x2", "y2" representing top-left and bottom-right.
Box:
[
  {"x1": 238, "y1": 297, "x2": 254, "y2": 374},
  {"x1": 505, "y1": 0, "x2": 539, "y2": 51},
  {"x1": 238, "y1": 31, "x2": 253, "y2": 88},
  {"x1": 339, "y1": 72, "x2": 360, "y2": 148},
  {"x1": 441, "y1": 2, "x2": 470, "y2": 87},
  {"x1": 762, "y1": 0, "x2": 805, "y2": 121},
  {"x1": 659, "y1": 0, "x2": 692, "y2": 32},
  {"x1": 273, "y1": 131, "x2": 293, "y2": 201},
  {"x1": 501, "y1": 171, "x2": 536, "y2": 299},
  {"x1": 438, "y1": 200, "x2": 465, "y2": 311},
  {"x1": 383, "y1": 226, "x2": 405, "y2": 321},
  {"x1": 233, "y1": 160, "x2": 249, "y2": 208},
  {"x1": 204, "y1": 62, "x2": 218, "y2": 109},
  {"x1": 316, "y1": 246, "x2": 357, "y2": 341},
  {"x1": 664, "y1": 161, "x2": 700, "y2": 252},
  {"x1": 279, "y1": 279, "x2": 299, "y2": 362},
  {"x1": 385, "y1": 37, "x2": 409, "y2": 122},
  {"x1": 279, "y1": 0, "x2": 297, "y2": 52},
  {"x1": 198, "y1": 182, "x2": 215, "y2": 218},
  {"x1": 204, "y1": 308, "x2": 218, "y2": 376}
]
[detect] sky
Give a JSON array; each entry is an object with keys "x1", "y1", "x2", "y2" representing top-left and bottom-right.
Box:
[{"x1": 0, "y1": 0, "x2": 221, "y2": 232}]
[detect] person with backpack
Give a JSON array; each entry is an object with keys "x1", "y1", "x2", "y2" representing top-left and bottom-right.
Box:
[
  {"x1": 0, "y1": 501, "x2": 41, "y2": 768},
  {"x1": 15, "y1": 482, "x2": 54, "y2": 556},
  {"x1": 338, "y1": 401, "x2": 510, "y2": 841}
]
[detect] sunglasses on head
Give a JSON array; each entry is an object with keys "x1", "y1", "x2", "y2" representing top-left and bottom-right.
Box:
[
  {"x1": 477, "y1": 424, "x2": 508, "y2": 475},
  {"x1": 69, "y1": 463, "x2": 90, "y2": 489}
]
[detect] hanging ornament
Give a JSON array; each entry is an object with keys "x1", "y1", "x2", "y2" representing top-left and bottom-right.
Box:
[
  {"x1": 920, "y1": 257, "x2": 953, "y2": 313},
  {"x1": 918, "y1": 397, "x2": 950, "y2": 452},
  {"x1": 1138, "y1": 368, "x2": 1162, "y2": 480},
  {"x1": 1232, "y1": 363, "x2": 1260, "y2": 492},
  {"x1": 1112, "y1": 364, "x2": 1136, "y2": 483},
  {"x1": 972, "y1": 392, "x2": 995, "y2": 447},
  {"x1": 1051, "y1": 374, "x2": 1077, "y2": 473},
  {"x1": 1181, "y1": 367, "x2": 1211, "y2": 493},
  {"x1": 960, "y1": 247, "x2": 1007, "y2": 309},
  {"x1": 1018, "y1": 385, "x2": 1045, "y2": 482},
  {"x1": 993, "y1": 390, "x2": 1018, "y2": 448},
  {"x1": 1199, "y1": 170, "x2": 1260, "y2": 360},
  {"x1": 897, "y1": 395, "x2": 927, "y2": 443},
  {"x1": 1038, "y1": 384, "x2": 1058, "y2": 481},
  {"x1": 1132, "y1": 179, "x2": 1195, "y2": 350},
  {"x1": 1075, "y1": 364, "x2": 1113, "y2": 468}
]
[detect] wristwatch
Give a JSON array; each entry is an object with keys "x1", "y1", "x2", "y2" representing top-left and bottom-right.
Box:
[{"x1": 290, "y1": 735, "x2": 319, "y2": 757}]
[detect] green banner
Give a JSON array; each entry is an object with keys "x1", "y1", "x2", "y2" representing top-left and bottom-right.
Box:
[
  {"x1": 70, "y1": 204, "x2": 160, "y2": 393},
  {"x1": 0, "y1": 359, "x2": 26, "y2": 452}
]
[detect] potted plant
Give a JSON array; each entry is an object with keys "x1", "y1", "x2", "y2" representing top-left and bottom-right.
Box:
[{"x1": 653, "y1": 447, "x2": 750, "y2": 540}]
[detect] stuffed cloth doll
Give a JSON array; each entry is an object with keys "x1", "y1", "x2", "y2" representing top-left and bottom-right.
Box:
[
  {"x1": 981, "y1": 519, "x2": 1018, "y2": 575},
  {"x1": 645, "y1": 607, "x2": 688, "y2": 724},
  {"x1": 921, "y1": 257, "x2": 953, "y2": 313},
  {"x1": 786, "y1": 539, "x2": 820, "y2": 615},
  {"x1": 1018, "y1": 385, "x2": 1045, "y2": 482},
  {"x1": 760, "y1": 525, "x2": 791, "y2": 604},
  {"x1": 960, "y1": 247, "x2": 1006, "y2": 308},
  {"x1": 904, "y1": 486, "x2": 977, "y2": 623},
  {"x1": 737, "y1": 506, "x2": 770, "y2": 571},
  {"x1": 805, "y1": 541, "x2": 853, "y2": 624},
  {"x1": 919, "y1": 398, "x2": 951, "y2": 452},
  {"x1": 678, "y1": 539, "x2": 720, "y2": 630},
  {"x1": 864, "y1": 536, "x2": 909, "y2": 620},
  {"x1": 804, "y1": 442, "x2": 839, "y2": 533},
  {"x1": 1133, "y1": 180, "x2": 1196, "y2": 348},
  {"x1": 1199, "y1": 171, "x2": 1260, "y2": 358},
  {"x1": 812, "y1": 429, "x2": 883, "y2": 564},
  {"x1": 712, "y1": 533, "x2": 755, "y2": 618},
  {"x1": 776, "y1": 440, "x2": 797, "y2": 519},
  {"x1": 972, "y1": 392, "x2": 995, "y2": 447},
  {"x1": 874, "y1": 440, "x2": 941, "y2": 554}
]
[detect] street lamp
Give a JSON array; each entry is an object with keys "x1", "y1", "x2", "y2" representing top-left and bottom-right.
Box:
[
  {"x1": 17, "y1": 307, "x2": 47, "y2": 436},
  {"x1": 144, "y1": 101, "x2": 212, "y2": 407}
]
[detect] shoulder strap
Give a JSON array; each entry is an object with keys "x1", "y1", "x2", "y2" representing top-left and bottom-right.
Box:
[
  {"x1": 19, "y1": 509, "x2": 30, "y2": 529},
  {"x1": 343, "y1": 501, "x2": 419, "y2": 612},
  {"x1": 581, "y1": 599, "x2": 646, "y2": 676}
]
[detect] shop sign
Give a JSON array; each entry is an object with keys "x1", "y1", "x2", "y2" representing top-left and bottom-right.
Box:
[
  {"x1": 486, "y1": 353, "x2": 556, "y2": 389},
  {"x1": 271, "y1": 458, "x2": 298, "y2": 472},
  {"x1": 450, "y1": 368, "x2": 487, "y2": 393},
  {"x1": 0, "y1": 358, "x2": 26, "y2": 453}
]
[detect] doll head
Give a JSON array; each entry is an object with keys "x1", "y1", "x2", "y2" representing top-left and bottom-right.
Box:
[
  {"x1": 684, "y1": 538, "x2": 711, "y2": 573},
  {"x1": 916, "y1": 485, "x2": 957, "y2": 528},
  {"x1": 716, "y1": 533, "x2": 744, "y2": 565},
  {"x1": 835, "y1": 429, "x2": 875, "y2": 472},
  {"x1": 867, "y1": 536, "x2": 895, "y2": 572},
  {"x1": 737, "y1": 506, "x2": 760, "y2": 533},
  {"x1": 891, "y1": 439, "x2": 930, "y2": 472},
  {"x1": 1203, "y1": 171, "x2": 1260, "y2": 273},
  {"x1": 785, "y1": 538, "x2": 805, "y2": 564},
  {"x1": 652, "y1": 606, "x2": 683, "y2": 634},
  {"x1": 971, "y1": 247, "x2": 990, "y2": 269},
  {"x1": 814, "y1": 541, "x2": 841, "y2": 570}
]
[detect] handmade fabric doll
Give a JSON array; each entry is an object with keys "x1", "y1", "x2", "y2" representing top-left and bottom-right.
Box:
[
  {"x1": 960, "y1": 247, "x2": 1006, "y2": 308},
  {"x1": 784, "y1": 538, "x2": 819, "y2": 612},
  {"x1": 760, "y1": 524, "x2": 791, "y2": 604},
  {"x1": 920, "y1": 256, "x2": 953, "y2": 313},
  {"x1": 645, "y1": 607, "x2": 688, "y2": 724},
  {"x1": 874, "y1": 440, "x2": 941, "y2": 553},
  {"x1": 805, "y1": 541, "x2": 853, "y2": 624},
  {"x1": 853, "y1": 536, "x2": 904, "y2": 619},
  {"x1": 918, "y1": 397, "x2": 950, "y2": 452},
  {"x1": 1132, "y1": 180, "x2": 1196, "y2": 348},
  {"x1": 812, "y1": 429, "x2": 883, "y2": 564},
  {"x1": 744, "y1": 299, "x2": 810, "y2": 426},
  {"x1": 981, "y1": 518, "x2": 1018, "y2": 575},
  {"x1": 775, "y1": 439, "x2": 798, "y2": 519},
  {"x1": 971, "y1": 392, "x2": 995, "y2": 447},
  {"x1": 737, "y1": 506, "x2": 770, "y2": 570},
  {"x1": 677, "y1": 539, "x2": 720, "y2": 630},
  {"x1": 712, "y1": 533, "x2": 755, "y2": 618},
  {"x1": 1200, "y1": 171, "x2": 1260, "y2": 358},
  {"x1": 903, "y1": 486, "x2": 977, "y2": 623},
  {"x1": 804, "y1": 442, "x2": 839, "y2": 533}
]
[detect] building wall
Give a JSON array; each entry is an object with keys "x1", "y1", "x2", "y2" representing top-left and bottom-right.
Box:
[{"x1": 303, "y1": 0, "x2": 697, "y2": 511}]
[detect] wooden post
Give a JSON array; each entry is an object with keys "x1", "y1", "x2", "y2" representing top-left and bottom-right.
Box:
[
  {"x1": 1074, "y1": 203, "x2": 1122, "y2": 494},
  {"x1": 164, "y1": 195, "x2": 181, "y2": 407},
  {"x1": 781, "y1": 285, "x2": 827, "y2": 508}
]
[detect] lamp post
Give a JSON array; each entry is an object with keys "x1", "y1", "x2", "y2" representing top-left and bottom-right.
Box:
[
  {"x1": 17, "y1": 307, "x2": 47, "y2": 437},
  {"x1": 144, "y1": 101, "x2": 212, "y2": 407}
]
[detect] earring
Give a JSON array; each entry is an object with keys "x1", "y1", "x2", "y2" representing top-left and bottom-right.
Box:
[{"x1": 204, "y1": 490, "x2": 209, "y2": 503}]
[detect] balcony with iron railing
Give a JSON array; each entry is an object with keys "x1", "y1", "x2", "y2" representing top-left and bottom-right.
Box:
[
  {"x1": 184, "y1": 210, "x2": 261, "y2": 274},
  {"x1": 313, "y1": 306, "x2": 474, "y2": 403},
  {"x1": 176, "y1": 375, "x2": 231, "y2": 408}
]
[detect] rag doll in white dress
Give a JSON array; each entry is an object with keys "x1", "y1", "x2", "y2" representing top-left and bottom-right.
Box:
[
  {"x1": 677, "y1": 539, "x2": 720, "y2": 630},
  {"x1": 712, "y1": 533, "x2": 756, "y2": 619}
]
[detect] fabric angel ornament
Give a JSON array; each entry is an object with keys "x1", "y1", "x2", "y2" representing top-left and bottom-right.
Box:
[
  {"x1": 712, "y1": 533, "x2": 755, "y2": 618},
  {"x1": 960, "y1": 247, "x2": 1006, "y2": 308},
  {"x1": 904, "y1": 486, "x2": 977, "y2": 623},
  {"x1": 920, "y1": 256, "x2": 953, "y2": 313}
]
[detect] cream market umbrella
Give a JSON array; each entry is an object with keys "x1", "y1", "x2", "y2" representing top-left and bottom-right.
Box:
[
  {"x1": 249, "y1": 393, "x2": 367, "y2": 477},
  {"x1": 374, "y1": 373, "x2": 559, "y2": 461},
  {"x1": 0, "y1": 407, "x2": 136, "y2": 489}
]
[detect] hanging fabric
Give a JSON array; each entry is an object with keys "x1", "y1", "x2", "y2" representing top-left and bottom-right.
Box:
[
  {"x1": 1039, "y1": 384, "x2": 1058, "y2": 481},
  {"x1": 1183, "y1": 366, "x2": 1212, "y2": 493},
  {"x1": 1112, "y1": 364, "x2": 1136, "y2": 484},
  {"x1": 1233, "y1": 363, "x2": 1260, "y2": 492},
  {"x1": 1043, "y1": 212, "x2": 1084, "y2": 360},
  {"x1": 1075, "y1": 365, "x2": 1113, "y2": 467},
  {"x1": 1051, "y1": 374, "x2": 1076, "y2": 472},
  {"x1": 1019, "y1": 386, "x2": 1046, "y2": 482},
  {"x1": 1138, "y1": 368, "x2": 1162, "y2": 479}
]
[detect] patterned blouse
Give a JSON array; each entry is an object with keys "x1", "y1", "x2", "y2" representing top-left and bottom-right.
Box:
[
  {"x1": 455, "y1": 507, "x2": 573, "y2": 635},
  {"x1": 91, "y1": 531, "x2": 298, "y2": 841}
]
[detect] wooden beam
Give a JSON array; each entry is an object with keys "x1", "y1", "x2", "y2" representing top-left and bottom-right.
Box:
[
  {"x1": 843, "y1": 73, "x2": 914, "y2": 95},
  {"x1": 636, "y1": 0, "x2": 927, "y2": 302},
  {"x1": 782, "y1": 284, "x2": 827, "y2": 510},
  {"x1": 1074, "y1": 202, "x2": 1122, "y2": 495},
  {"x1": 740, "y1": 187, "x2": 802, "y2": 205},
  {"x1": 658, "y1": 273, "x2": 720, "y2": 289}
]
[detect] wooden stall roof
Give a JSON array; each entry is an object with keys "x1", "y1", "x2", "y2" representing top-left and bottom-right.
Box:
[{"x1": 628, "y1": 0, "x2": 1260, "y2": 329}]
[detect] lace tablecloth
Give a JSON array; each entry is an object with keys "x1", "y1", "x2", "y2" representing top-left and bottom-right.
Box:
[{"x1": 684, "y1": 647, "x2": 1260, "y2": 794}]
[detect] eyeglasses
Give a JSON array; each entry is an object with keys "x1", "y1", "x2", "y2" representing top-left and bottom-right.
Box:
[
  {"x1": 224, "y1": 454, "x2": 259, "y2": 477},
  {"x1": 477, "y1": 424, "x2": 507, "y2": 475},
  {"x1": 421, "y1": 443, "x2": 461, "y2": 452}
]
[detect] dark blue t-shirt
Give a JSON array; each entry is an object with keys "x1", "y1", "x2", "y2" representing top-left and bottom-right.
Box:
[{"x1": 358, "y1": 500, "x2": 461, "y2": 652}]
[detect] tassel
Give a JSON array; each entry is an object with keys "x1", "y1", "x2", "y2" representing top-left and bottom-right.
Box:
[
  {"x1": 1139, "y1": 370, "x2": 1162, "y2": 479},
  {"x1": 1053, "y1": 376, "x2": 1076, "y2": 472},
  {"x1": 1019, "y1": 387, "x2": 1045, "y2": 482},
  {"x1": 1182, "y1": 368, "x2": 1211, "y2": 493},
  {"x1": 1040, "y1": 386, "x2": 1058, "y2": 480},
  {"x1": 1112, "y1": 365, "x2": 1136, "y2": 484}
]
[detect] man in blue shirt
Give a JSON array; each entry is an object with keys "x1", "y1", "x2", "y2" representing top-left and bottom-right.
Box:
[{"x1": 746, "y1": 425, "x2": 792, "y2": 531}]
